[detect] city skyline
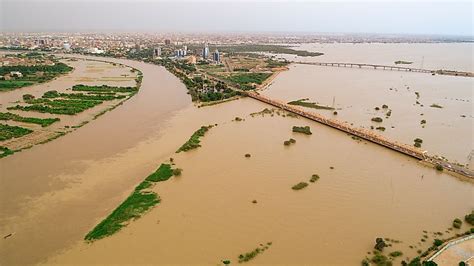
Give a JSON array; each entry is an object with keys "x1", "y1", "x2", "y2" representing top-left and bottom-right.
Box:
[{"x1": 1, "y1": 0, "x2": 473, "y2": 36}]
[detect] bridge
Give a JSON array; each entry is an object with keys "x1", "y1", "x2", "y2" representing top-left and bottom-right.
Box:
[
  {"x1": 293, "y1": 61, "x2": 474, "y2": 77},
  {"x1": 245, "y1": 91, "x2": 474, "y2": 179}
]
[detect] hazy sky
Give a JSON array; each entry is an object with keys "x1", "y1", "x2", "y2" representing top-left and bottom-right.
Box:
[{"x1": 1, "y1": 0, "x2": 472, "y2": 36}]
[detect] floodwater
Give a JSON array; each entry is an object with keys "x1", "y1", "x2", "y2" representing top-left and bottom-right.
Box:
[
  {"x1": 264, "y1": 43, "x2": 474, "y2": 168},
  {"x1": 290, "y1": 43, "x2": 474, "y2": 72},
  {"x1": 0, "y1": 45, "x2": 473, "y2": 265}
]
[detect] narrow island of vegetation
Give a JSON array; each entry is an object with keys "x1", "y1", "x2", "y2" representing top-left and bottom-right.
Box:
[
  {"x1": 288, "y1": 98, "x2": 334, "y2": 110},
  {"x1": 292, "y1": 126, "x2": 312, "y2": 135},
  {"x1": 85, "y1": 163, "x2": 181, "y2": 241},
  {"x1": 176, "y1": 125, "x2": 214, "y2": 153},
  {"x1": 292, "y1": 182, "x2": 309, "y2": 190},
  {"x1": 237, "y1": 242, "x2": 272, "y2": 263},
  {"x1": 0, "y1": 112, "x2": 60, "y2": 127}
]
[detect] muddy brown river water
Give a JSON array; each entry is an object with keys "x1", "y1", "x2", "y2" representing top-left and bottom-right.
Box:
[{"x1": 0, "y1": 44, "x2": 473, "y2": 265}]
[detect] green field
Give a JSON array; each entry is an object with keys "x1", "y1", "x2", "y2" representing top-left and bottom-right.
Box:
[
  {"x1": 0, "y1": 124, "x2": 33, "y2": 141},
  {"x1": 225, "y1": 72, "x2": 272, "y2": 88},
  {"x1": 8, "y1": 86, "x2": 133, "y2": 115},
  {"x1": 0, "y1": 61, "x2": 73, "y2": 91},
  {"x1": 0, "y1": 80, "x2": 34, "y2": 91}
]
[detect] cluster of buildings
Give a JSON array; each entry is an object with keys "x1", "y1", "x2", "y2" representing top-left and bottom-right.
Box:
[
  {"x1": 0, "y1": 33, "x2": 238, "y2": 65},
  {"x1": 151, "y1": 42, "x2": 220, "y2": 65}
]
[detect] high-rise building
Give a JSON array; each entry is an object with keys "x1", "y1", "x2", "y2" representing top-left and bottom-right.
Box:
[
  {"x1": 202, "y1": 43, "x2": 209, "y2": 59},
  {"x1": 153, "y1": 47, "x2": 161, "y2": 58},
  {"x1": 213, "y1": 49, "x2": 220, "y2": 63},
  {"x1": 63, "y1": 42, "x2": 71, "y2": 51}
]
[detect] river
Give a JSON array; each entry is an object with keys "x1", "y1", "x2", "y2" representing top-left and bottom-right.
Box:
[{"x1": 1, "y1": 45, "x2": 473, "y2": 265}]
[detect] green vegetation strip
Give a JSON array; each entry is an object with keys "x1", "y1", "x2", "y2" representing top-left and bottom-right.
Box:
[
  {"x1": 0, "y1": 112, "x2": 59, "y2": 127},
  {"x1": 176, "y1": 125, "x2": 213, "y2": 153},
  {"x1": 288, "y1": 98, "x2": 334, "y2": 110},
  {"x1": 394, "y1": 61, "x2": 413, "y2": 65},
  {"x1": 84, "y1": 163, "x2": 177, "y2": 242},
  {"x1": 0, "y1": 124, "x2": 33, "y2": 141},
  {"x1": 214, "y1": 44, "x2": 324, "y2": 57},
  {"x1": 238, "y1": 242, "x2": 272, "y2": 263},
  {"x1": 72, "y1": 84, "x2": 138, "y2": 93}
]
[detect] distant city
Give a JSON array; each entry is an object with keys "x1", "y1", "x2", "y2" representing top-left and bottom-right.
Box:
[{"x1": 0, "y1": 32, "x2": 472, "y2": 59}]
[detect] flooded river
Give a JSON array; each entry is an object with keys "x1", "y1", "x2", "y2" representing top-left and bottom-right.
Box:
[{"x1": 0, "y1": 44, "x2": 473, "y2": 265}]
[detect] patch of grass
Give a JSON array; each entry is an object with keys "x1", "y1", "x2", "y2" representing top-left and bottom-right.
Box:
[
  {"x1": 292, "y1": 182, "x2": 308, "y2": 190},
  {"x1": 371, "y1": 117, "x2": 383, "y2": 123},
  {"x1": 430, "y1": 104, "x2": 443, "y2": 108},
  {"x1": 145, "y1": 164, "x2": 173, "y2": 182},
  {"x1": 433, "y1": 239, "x2": 443, "y2": 247},
  {"x1": 0, "y1": 123, "x2": 33, "y2": 141},
  {"x1": 389, "y1": 251, "x2": 403, "y2": 257},
  {"x1": 369, "y1": 251, "x2": 391, "y2": 266},
  {"x1": 237, "y1": 242, "x2": 272, "y2": 263},
  {"x1": 176, "y1": 125, "x2": 213, "y2": 153},
  {"x1": 43, "y1": 90, "x2": 60, "y2": 98},
  {"x1": 172, "y1": 168, "x2": 183, "y2": 176},
  {"x1": 288, "y1": 98, "x2": 334, "y2": 110},
  {"x1": 0, "y1": 112, "x2": 60, "y2": 127},
  {"x1": 465, "y1": 211, "x2": 474, "y2": 225},
  {"x1": 0, "y1": 146, "x2": 14, "y2": 158},
  {"x1": 84, "y1": 164, "x2": 175, "y2": 241},
  {"x1": 292, "y1": 126, "x2": 312, "y2": 135},
  {"x1": 453, "y1": 218, "x2": 462, "y2": 229},
  {"x1": 283, "y1": 138, "x2": 296, "y2": 146},
  {"x1": 22, "y1": 94, "x2": 35, "y2": 101},
  {"x1": 225, "y1": 72, "x2": 272, "y2": 86},
  {"x1": 395, "y1": 61, "x2": 413, "y2": 65},
  {"x1": 310, "y1": 174, "x2": 320, "y2": 183}
]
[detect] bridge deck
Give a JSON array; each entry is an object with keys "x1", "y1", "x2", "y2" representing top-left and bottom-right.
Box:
[{"x1": 295, "y1": 61, "x2": 433, "y2": 73}]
